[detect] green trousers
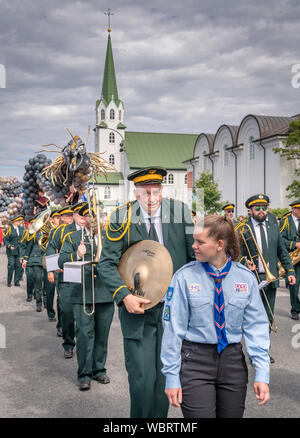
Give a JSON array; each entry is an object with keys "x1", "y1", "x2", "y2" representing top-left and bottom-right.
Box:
[
  {"x1": 288, "y1": 264, "x2": 300, "y2": 315},
  {"x1": 121, "y1": 302, "x2": 169, "y2": 419},
  {"x1": 7, "y1": 254, "x2": 22, "y2": 286},
  {"x1": 32, "y1": 265, "x2": 44, "y2": 306},
  {"x1": 58, "y1": 282, "x2": 75, "y2": 351},
  {"x1": 73, "y1": 302, "x2": 114, "y2": 382},
  {"x1": 26, "y1": 266, "x2": 34, "y2": 299}
]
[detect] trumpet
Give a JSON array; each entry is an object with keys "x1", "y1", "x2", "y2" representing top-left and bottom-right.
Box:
[
  {"x1": 82, "y1": 183, "x2": 102, "y2": 317},
  {"x1": 237, "y1": 222, "x2": 278, "y2": 332}
]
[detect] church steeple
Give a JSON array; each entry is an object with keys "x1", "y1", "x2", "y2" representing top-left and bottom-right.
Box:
[{"x1": 101, "y1": 33, "x2": 120, "y2": 107}]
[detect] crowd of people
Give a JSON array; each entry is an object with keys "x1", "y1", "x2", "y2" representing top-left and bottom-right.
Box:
[{"x1": 1, "y1": 166, "x2": 299, "y2": 419}]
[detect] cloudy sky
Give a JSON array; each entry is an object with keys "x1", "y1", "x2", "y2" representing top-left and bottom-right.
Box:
[{"x1": 0, "y1": 0, "x2": 299, "y2": 179}]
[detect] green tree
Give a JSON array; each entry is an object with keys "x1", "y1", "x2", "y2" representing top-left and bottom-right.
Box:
[
  {"x1": 193, "y1": 172, "x2": 223, "y2": 215},
  {"x1": 273, "y1": 119, "x2": 300, "y2": 199}
]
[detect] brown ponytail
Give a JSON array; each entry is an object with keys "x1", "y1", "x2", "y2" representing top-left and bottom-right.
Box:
[{"x1": 196, "y1": 215, "x2": 240, "y2": 261}]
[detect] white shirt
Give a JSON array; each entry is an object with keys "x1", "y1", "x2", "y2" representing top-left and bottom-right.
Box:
[
  {"x1": 139, "y1": 205, "x2": 164, "y2": 245},
  {"x1": 13, "y1": 225, "x2": 19, "y2": 236},
  {"x1": 251, "y1": 217, "x2": 269, "y2": 273},
  {"x1": 292, "y1": 214, "x2": 300, "y2": 233}
]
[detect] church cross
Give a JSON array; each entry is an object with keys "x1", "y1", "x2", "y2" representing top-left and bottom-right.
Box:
[{"x1": 104, "y1": 8, "x2": 114, "y2": 31}]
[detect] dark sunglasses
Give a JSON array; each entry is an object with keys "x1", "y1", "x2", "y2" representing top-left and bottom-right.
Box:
[
  {"x1": 226, "y1": 210, "x2": 234, "y2": 213},
  {"x1": 254, "y1": 206, "x2": 267, "y2": 211}
]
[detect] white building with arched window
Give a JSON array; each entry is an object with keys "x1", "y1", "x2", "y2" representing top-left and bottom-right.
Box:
[{"x1": 185, "y1": 114, "x2": 300, "y2": 215}]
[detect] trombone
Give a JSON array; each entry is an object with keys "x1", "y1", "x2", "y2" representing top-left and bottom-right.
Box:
[
  {"x1": 82, "y1": 183, "x2": 102, "y2": 317},
  {"x1": 236, "y1": 222, "x2": 278, "y2": 332}
]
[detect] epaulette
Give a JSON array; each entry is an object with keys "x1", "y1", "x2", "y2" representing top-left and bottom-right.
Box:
[
  {"x1": 106, "y1": 202, "x2": 132, "y2": 243},
  {"x1": 280, "y1": 216, "x2": 290, "y2": 233},
  {"x1": 61, "y1": 230, "x2": 76, "y2": 247},
  {"x1": 3, "y1": 225, "x2": 11, "y2": 237},
  {"x1": 27, "y1": 232, "x2": 36, "y2": 242},
  {"x1": 52, "y1": 223, "x2": 66, "y2": 240},
  {"x1": 20, "y1": 229, "x2": 29, "y2": 243}
]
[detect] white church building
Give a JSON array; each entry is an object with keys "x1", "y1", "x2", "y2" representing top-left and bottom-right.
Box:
[{"x1": 93, "y1": 30, "x2": 299, "y2": 216}]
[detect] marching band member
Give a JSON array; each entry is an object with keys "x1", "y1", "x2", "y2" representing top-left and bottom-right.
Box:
[
  {"x1": 22, "y1": 220, "x2": 45, "y2": 312},
  {"x1": 4, "y1": 214, "x2": 25, "y2": 287},
  {"x1": 99, "y1": 166, "x2": 195, "y2": 418},
  {"x1": 20, "y1": 216, "x2": 35, "y2": 302},
  {"x1": 46, "y1": 206, "x2": 75, "y2": 356},
  {"x1": 161, "y1": 215, "x2": 270, "y2": 418},
  {"x1": 58, "y1": 204, "x2": 114, "y2": 391},
  {"x1": 280, "y1": 200, "x2": 300, "y2": 320}
]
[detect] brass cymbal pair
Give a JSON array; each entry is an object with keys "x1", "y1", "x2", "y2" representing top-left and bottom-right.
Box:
[{"x1": 118, "y1": 240, "x2": 173, "y2": 310}]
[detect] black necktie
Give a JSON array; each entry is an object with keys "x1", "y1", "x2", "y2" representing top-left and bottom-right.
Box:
[
  {"x1": 259, "y1": 223, "x2": 269, "y2": 265},
  {"x1": 148, "y1": 217, "x2": 159, "y2": 242}
]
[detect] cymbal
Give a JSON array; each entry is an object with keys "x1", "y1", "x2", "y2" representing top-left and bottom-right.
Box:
[{"x1": 118, "y1": 240, "x2": 173, "y2": 310}]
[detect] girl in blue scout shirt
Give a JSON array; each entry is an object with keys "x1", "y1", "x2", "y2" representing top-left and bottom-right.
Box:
[{"x1": 161, "y1": 215, "x2": 270, "y2": 418}]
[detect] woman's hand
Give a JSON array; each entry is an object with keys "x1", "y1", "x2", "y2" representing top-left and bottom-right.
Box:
[
  {"x1": 254, "y1": 382, "x2": 269, "y2": 406},
  {"x1": 165, "y1": 388, "x2": 182, "y2": 407}
]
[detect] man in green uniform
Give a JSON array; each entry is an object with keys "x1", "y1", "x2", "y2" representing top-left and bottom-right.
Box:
[
  {"x1": 20, "y1": 217, "x2": 35, "y2": 302},
  {"x1": 22, "y1": 227, "x2": 45, "y2": 312},
  {"x1": 99, "y1": 167, "x2": 195, "y2": 418},
  {"x1": 3, "y1": 214, "x2": 25, "y2": 287},
  {"x1": 58, "y1": 204, "x2": 114, "y2": 391},
  {"x1": 222, "y1": 203, "x2": 236, "y2": 222},
  {"x1": 239, "y1": 194, "x2": 296, "y2": 361},
  {"x1": 43, "y1": 210, "x2": 61, "y2": 323},
  {"x1": 280, "y1": 200, "x2": 300, "y2": 320},
  {"x1": 45, "y1": 206, "x2": 75, "y2": 356}
]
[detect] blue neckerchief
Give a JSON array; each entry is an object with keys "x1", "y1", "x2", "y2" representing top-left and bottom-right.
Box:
[{"x1": 201, "y1": 256, "x2": 232, "y2": 354}]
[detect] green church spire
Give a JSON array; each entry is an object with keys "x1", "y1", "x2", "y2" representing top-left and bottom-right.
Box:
[{"x1": 100, "y1": 33, "x2": 120, "y2": 106}]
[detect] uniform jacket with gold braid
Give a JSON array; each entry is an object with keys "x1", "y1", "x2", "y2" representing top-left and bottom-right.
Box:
[
  {"x1": 239, "y1": 216, "x2": 295, "y2": 287},
  {"x1": 99, "y1": 198, "x2": 195, "y2": 306},
  {"x1": 280, "y1": 212, "x2": 300, "y2": 257},
  {"x1": 45, "y1": 223, "x2": 71, "y2": 281},
  {"x1": 3, "y1": 225, "x2": 24, "y2": 257},
  {"x1": 58, "y1": 229, "x2": 112, "y2": 304},
  {"x1": 24, "y1": 231, "x2": 44, "y2": 267}
]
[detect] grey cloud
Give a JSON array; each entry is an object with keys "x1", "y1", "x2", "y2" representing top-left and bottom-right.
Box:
[{"x1": 0, "y1": 0, "x2": 299, "y2": 180}]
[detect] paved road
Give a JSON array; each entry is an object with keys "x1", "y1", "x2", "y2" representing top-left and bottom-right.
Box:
[{"x1": 0, "y1": 245, "x2": 299, "y2": 418}]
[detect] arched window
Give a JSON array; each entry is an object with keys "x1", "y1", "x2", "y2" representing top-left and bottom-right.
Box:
[
  {"x1": 110, "y1": 109, "x2": 115, "y2": 120},
  {"x1": 184, "y1": 173, "x2": 188, "y2": 184},
  {"x1": 168, "y1": 173, "x2": 174, "y2": 184},
  {"x1": 203, "y1": 150, "x2": 207, "y2": 171},
  {"x1": 119, "y1": 110, "x2": 122, "y2": 121},
  {"x1": 101, "y1": 109, "x2": 105, "y2": 120},
  {"x1": 104, "y1": 186, "x2": 111, "y2": 199},
  {"x1": 109, "y1": 132, "x2": 115, "y2": 143},
  {"x1": 162, "y1": 175, "x2": 167, "y2": 184},
  {"x1": 224, "y1": 144, "x2": 229, "y2": 167},
  {"x1": 109, "y1": 154, "x2": 115, "y2": 165},
  {"x1": 249, "y1": 136, "x2": 255, "y2": 160}
]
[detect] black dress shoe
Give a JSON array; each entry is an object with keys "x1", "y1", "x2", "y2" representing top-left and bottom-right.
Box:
[
  {"x1": 79, "y1": 381, "x2": 91, "y2": 391},
  {"x1": 26, "y1": 297, "x2": 32, "y2": 302},
  {"x1": 36, "y1": 306, "x2": 42, "y2": 312},
  {"x1": 57, "y1": 328, "x2": 63, "y2": 337},
  {"x1": 269, "y1": 355, "x2": 275, "y2": 364},
  {"x1": 7, "y1": 284, "x2": 12, "y2": 288},
  {"x1": 64, "y1": 349, "x2": 73, "y2": 359},
  {"x1": 48, "y1": 317, "x2": 57, "y2": 322},
  {"x1": 94, "y1": 374, "x2": 110, "y2": 384},
  {"x1": 291, "y1": 313, "x2": 299, "y2": 320},
  {"x1": 14, "y1": 283, "x2": 20, "y2": 287}
]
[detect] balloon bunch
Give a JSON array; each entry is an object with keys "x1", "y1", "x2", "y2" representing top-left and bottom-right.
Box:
[
  {"x1": 22, "y1": 154, "x2": 52, "y2": 219},
  {"x1": 0, "y1": 177, "x2": 24, "y2": 223}
]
